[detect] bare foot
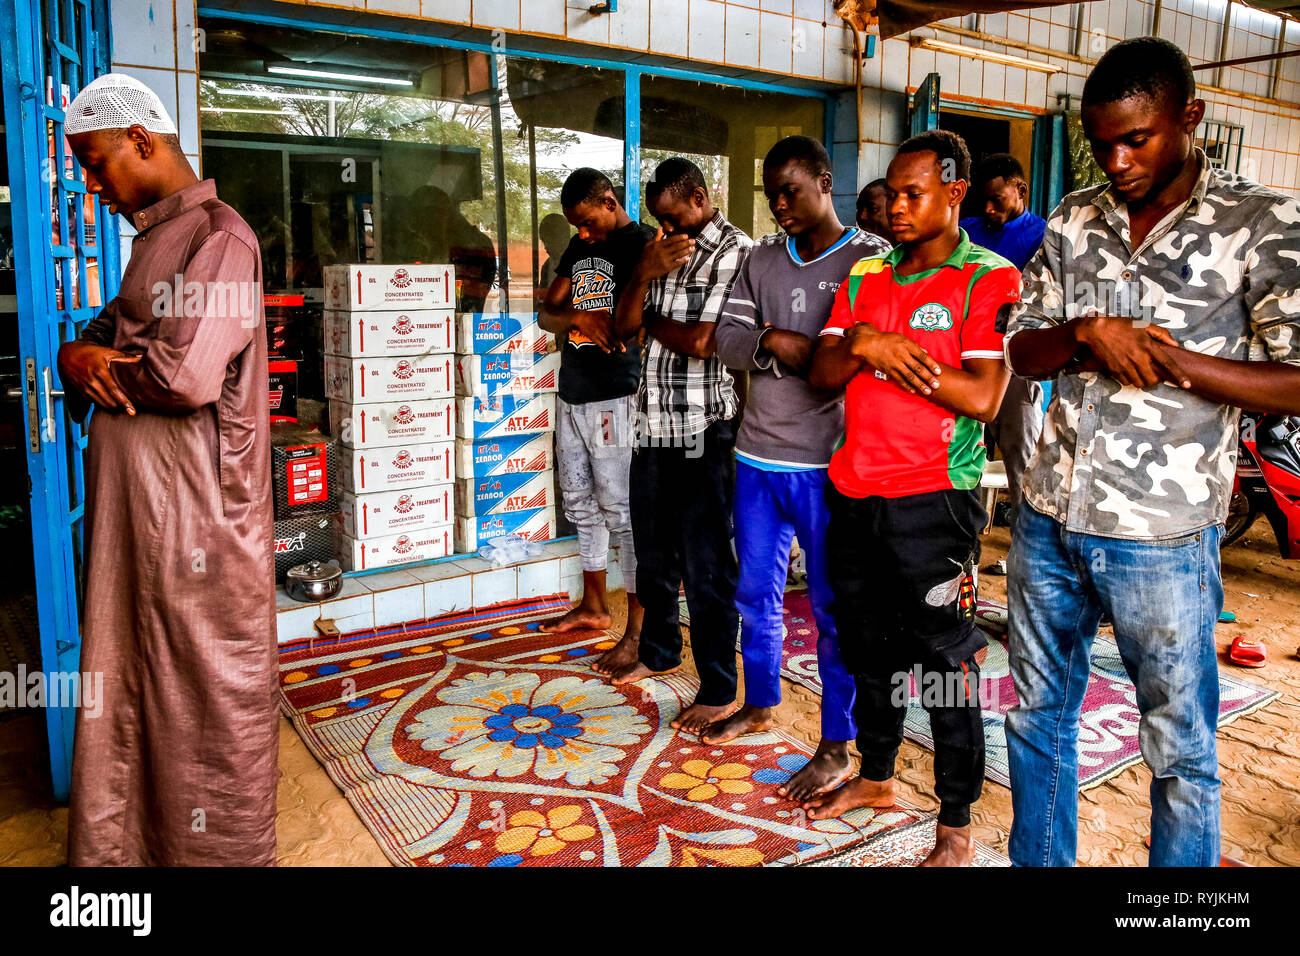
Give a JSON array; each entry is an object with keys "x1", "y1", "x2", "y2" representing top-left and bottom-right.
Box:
[
  {"x1": 779, "y1": 740, "x2": 853, "y2": 803},
  {"x1": 803, "y1": 776, "x2": 898, "y2": 820},
  {"x1": 608, "y1": 659, "x2": 679, "y2": 687},
  {"x1": 592, "y1": 634, "x2": 639, "y2": 675},
  {"x1": 701, "y1": 704, "x2": 773, "y2": 744},
  {"x1": 673, "y1": 700, "x2": 738, "y2": 735},
  {"x1": 919, "y1": 822, "x2": 974, "y2": 867},
  {"x1": 539, "y1": 603, "x2": 612, "y2": 634}
]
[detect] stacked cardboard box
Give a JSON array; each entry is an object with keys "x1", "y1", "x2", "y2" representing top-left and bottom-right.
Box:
[
  {"x1": 453, "y1": 312, "x2": 559, "y2": 552},
  {"x1": 323, "y1": 264, "x2": 457, "y2": 571}
]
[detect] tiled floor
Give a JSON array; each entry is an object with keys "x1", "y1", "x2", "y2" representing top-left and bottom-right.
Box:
[{"x1": 275, "y1": 539, "x2": 631, "y2": 644}]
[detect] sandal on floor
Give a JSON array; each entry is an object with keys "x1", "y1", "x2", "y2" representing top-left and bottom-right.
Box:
[{"x1": 1228, "y1": 635, "x2": 1266, "y2": 668}]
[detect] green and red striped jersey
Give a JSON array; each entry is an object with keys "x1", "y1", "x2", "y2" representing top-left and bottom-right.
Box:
[{"x1": 819, "y1": 230, "x2": 1020, "y2": 499}]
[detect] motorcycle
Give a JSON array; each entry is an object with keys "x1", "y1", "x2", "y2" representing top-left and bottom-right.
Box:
[{"x1": 1223, "y1": 412, "x2": 1300, "y2": 557}]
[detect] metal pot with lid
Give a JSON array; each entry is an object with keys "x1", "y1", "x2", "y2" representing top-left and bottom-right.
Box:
[{"x1": 284, "y1": 560, "x2": 343, "y2": 603}]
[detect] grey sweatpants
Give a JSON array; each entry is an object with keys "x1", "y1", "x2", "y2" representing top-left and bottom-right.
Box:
[
  {"x1": 985, "y1": 376, "x2": 1044, "y2": 521},
  {"x1": 557, "y1": 394, "x2": 637, "y2": 590}
]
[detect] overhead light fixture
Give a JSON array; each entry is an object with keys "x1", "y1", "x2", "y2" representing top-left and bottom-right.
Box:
[
  {"x1": 200, "y1": 107, "x2": 295, "y2": 115},
  {"x1": 910, "y1": 36, "x2": 1064, "y2": 75},
  {"x1": 266, "y1": 64, "x2": 413, "y2": 87},
  {"x1": 209, "y1": 85, "x2": 340, "y2": 103}
]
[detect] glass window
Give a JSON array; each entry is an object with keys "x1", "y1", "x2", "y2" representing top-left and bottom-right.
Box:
[
  {"x1": 637, "y1": 74, "x2": 824, "y2": 239},
  {"x1": 198, "y1": 19, "x2": 623, "y2": 400}
]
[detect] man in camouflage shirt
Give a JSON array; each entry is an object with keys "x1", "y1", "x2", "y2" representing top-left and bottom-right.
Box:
[{"x1": 1004, "y1": 38, "x2": 1300, "y2": 866}]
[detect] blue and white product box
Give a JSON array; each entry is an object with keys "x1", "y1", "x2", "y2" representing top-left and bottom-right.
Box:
[
  {"x1": 325, "y1": 353, "x2": 454, "y2": 404},
  {"x1": 340, "y1": 441, "x2": 455, "y2": 494},
  {"x1": 455, "y1": 351, "x2": 559, "y2": 399},
  {"x1": 339, "y1": 486, "x2": 453, "y2": 539},
  {"x1": 454, "y1": 469, "x2": 554, "y2": 517},
  {"x1": 455, "y1": 312, "x2": 554, "y2": 356},
  {"x1": 454, "y1": 432, "x2": 554, "y2": 477},
  {"x1": 455, "y1": 393, "x2": 556, "y2": 440},
  {"x1": 330, "y1": 398, "x2": 455, "y2": 449},
  {"x1": 324, "y1": 308, "x2": 454, "y2": 357},
  {"x1": 337, "y1": 525, "x2": 454, "y2": 572},
  {"x1": 454, "y1": 506, "x2": 557, "y2": 553}
]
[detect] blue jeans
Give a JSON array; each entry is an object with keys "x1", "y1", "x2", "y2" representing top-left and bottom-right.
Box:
[
  {"x1": 733, "y1": 463, "x2": 856, "y2": 741},
  {"x1": 1005, "y1": 503, "x2": 1224, "y2": 867}
]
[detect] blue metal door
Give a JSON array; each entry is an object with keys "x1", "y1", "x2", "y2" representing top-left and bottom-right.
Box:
[
  {"x1": 911, "y1": 72, "x2": 940, "y2": 136},
  {"x1": 0, "y1": 0, "x2": 119, "y2": 799}
]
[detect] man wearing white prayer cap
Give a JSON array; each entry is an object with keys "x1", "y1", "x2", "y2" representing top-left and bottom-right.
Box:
[{"x1": 56, "y1": 72, "x2": 277, "y2": 866}]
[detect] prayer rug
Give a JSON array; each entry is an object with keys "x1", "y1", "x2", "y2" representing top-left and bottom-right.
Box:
[
  {"x1": 808, "y1": 817, "x2": 1007, "y2": 867},
  {"x1": 279, "y1": 614, "x2": 1007, "y2": 866},
  {"x1": 682, "y1": 591, "x2": 1279, "y2": 791}
]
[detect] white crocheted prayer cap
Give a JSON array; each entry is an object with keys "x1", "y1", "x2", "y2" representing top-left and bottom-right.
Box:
[{"x1": 64, "y1": 73, "x2": 177, "y2": 136}]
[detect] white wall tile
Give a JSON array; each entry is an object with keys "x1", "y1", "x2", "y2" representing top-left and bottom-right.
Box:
[
  {"x1": 759, "y1": 11, "x2": 792, "y2": 74},
  {"x1": 725, "y1": 3, "x2": 761, "y2": 68},
  {"x1": 373, "y1": 582, "x2": 426, "y2": 626},
  {"x1": 1025, "y1": 70, "x2": 1048, "y2": 111},
  {"x1": 792, "y1": 0, "x2": 822, "y2": 18},
  {"x1": 822, "y1": 23, "x2": 853, "y2": 84},
  {"x1": 957, "y1": 53, "x2": 981, "y2": 97},
  {"x1": 315, "y1": 579, "x2": 373, "y2": 622},
  {"x1": 567, "y1": 0, "x2": 611, "y2": 45},
  {"x1": 651, "y1": 0, "x2": 690, "y2": 57},
  {"x1": 473, "y1": 0, "x2": 520, "y2": 31},
  {"x1": 908, "y1": 46, "x2": 937, "y2": 89},
  {"x1": 689, "y1": 0, "x2": 725, "y2": 63},
  {"x1": 368, "y1": 0, "x2": 421, "y2": 15},
  {"x1": 881, "y1": 36, "x2": 908, "y2": 92},
  {"x1": 522, "y1": 0, "x2": 566, "y2": 35},
  {"x1": 425, "y1": 574, "x2": 473, "y2": 617},
  {"x1": 761, "y1": 0, "x2": 793, "y2": 14},
  {"x1": 424, "y1": 0, "x2": 471, "y2": 21},
  {"x1": 472, "y1": 566, "x2": 517, "y2": 607},
  {"x1": 610, "y1": 0, "x2": 650, "y2": 49},
  {"x1": 1006, "y1": 13, "x2": 1030, "y2": 45},
  {"x1": 177, "y1": 5, "x2": 199, "y2": 73},
  {"x1": 517, "y1": 557, "x2": 561, "y2": 599},
  {"x1": 982, "y1": 62, "x2": 1005, "y2": 104},
  {"x1": 277, "y1": 605, "x2": 321, "y2": 644},
  {"x1": 791, "y1": 17, "x2": 823, "y2": 78},
  {"x1": 332, "y1": 608, "x2": 376, "y2": 633},
  {"x1": 1028, "y1": 15, "x2": 1049, "y2": 49},
  {"x1": 175, "y1": 73, "x2": 200, "y2": 157},
  {"x1": 111, "y1": 0, "x2": 176, "y2": 70}
]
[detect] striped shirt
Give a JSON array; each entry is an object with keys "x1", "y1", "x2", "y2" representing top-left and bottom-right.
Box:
[{"x1": 638, "y1": 210, "x2": 753, "y2": 439}]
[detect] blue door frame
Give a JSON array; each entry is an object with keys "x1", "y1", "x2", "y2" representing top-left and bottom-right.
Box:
[{"x1": 0, "y1": 0, "x2": 119, "y2": 799}]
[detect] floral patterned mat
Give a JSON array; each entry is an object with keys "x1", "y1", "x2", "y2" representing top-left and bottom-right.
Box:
[{"x1": 279, "y1": 610, "x2": 1007, "y2": 866}]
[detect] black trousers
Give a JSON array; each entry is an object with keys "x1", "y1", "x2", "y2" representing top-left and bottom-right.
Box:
[
  {"x1": 825, "y1": 484, "x2": 986, "y2": 828},
  {"x1": 630, "y1": 418, "x2": 739, "y2": 706}
]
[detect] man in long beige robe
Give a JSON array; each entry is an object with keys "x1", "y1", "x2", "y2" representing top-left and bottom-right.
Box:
[{"x1": 56, "y1": 74, "x2": 277, "y2": 865}]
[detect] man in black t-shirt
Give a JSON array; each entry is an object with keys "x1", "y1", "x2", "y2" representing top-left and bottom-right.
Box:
[{"x1": 539, "y1": 169, "x2": 653, "y2": 659}]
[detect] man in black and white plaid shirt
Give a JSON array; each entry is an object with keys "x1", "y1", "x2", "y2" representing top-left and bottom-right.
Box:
[{"x1": 609, "y1": 158, "x2": 753, "y2": 735}]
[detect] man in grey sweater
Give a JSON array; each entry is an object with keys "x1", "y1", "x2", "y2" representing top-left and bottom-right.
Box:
[{"x1": 706, "y1": 136, "x2": 891, "y2": 801}]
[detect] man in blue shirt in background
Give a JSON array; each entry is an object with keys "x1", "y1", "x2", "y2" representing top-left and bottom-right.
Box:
[{"x1": 961, "y1": 154, "x2": 1047, "y2": 542}]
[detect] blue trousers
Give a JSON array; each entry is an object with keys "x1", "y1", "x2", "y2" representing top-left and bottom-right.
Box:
[
  {"x1": 733, "y1": 462, "x2": 856, "y2": 741},
  {"x1": 1005, "y1": 503, "x2": 1224, "y2": 867}
]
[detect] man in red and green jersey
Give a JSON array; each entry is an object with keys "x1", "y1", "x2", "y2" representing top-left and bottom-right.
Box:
[{"x1": 803, "y1": 130, "x2": 1020, "y2": 867}]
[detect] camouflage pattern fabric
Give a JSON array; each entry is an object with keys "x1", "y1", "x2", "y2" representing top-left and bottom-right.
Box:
[{"x1": 1006, "y1": 150, "x2": 1300, "y2": 539}]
